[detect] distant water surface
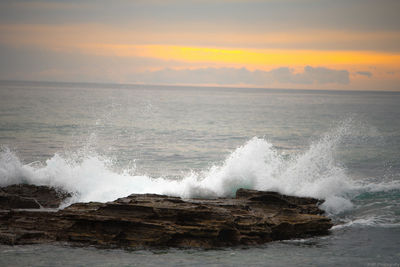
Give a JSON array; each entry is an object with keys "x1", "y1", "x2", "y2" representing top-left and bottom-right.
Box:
[{"x1": 0, "y1": 81, "x2": 399, "y2": 266}]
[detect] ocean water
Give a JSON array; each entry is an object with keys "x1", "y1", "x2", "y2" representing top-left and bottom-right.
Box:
[{"x1": 0, "y1": 81, "x2": 399, "y2": 266}]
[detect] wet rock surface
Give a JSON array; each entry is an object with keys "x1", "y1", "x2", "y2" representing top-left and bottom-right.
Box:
[
  {"x1": 0, "y1": 185, "x2": 332, "y2": 248},
  {"x1": 0, "y1": 184, "x2": 71, "y2": 209}
]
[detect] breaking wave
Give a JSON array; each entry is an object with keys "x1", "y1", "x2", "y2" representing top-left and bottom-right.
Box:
[{"x1": 1, "y1": 119, "x2": 399, "y2": 219}]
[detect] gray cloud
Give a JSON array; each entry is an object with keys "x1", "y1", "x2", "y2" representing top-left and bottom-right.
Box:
[
  {"x1": 1, "y1": 0, "x2": 399, "y2": 32},
  {"x1": 137, "y1": 66, "x2": 350, "y2": 85},
  {"x1": 356, "y1": 71, "x2": 373, "y2": 78},
  {"x1": 0, "y1": 44, "x2": 187, "y2": 83},
  {"x1": 0, "y1": 44, "x2": 350, "y2": 86}
]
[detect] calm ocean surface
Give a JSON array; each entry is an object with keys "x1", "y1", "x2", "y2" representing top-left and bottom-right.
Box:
[{"x1": 0, "y1": 81, "x2": 399, "y2": 266}]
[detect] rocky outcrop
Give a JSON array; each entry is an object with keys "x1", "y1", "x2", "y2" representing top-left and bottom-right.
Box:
[
  {"x1": 0, "y1": 184, "x2": 332, "y2": 248},
  {"x1": 0, "y1": 184, "x2": 71, "y2": 209}
]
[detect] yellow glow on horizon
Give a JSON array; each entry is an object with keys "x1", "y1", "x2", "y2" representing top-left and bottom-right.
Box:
[
  {"x1": 88, "y1": 44, "x2": 400, "y2": 68},
  {"x1": 1, "y1": 23, "x2": 400, "y2": 88},
  {"x1": 1, "y1": 24, "x2": 400, "y2": 70}
]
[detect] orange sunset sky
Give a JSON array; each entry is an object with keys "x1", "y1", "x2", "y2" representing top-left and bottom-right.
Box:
[{"x1": 0, "y1": 0, "x2": 399, "y2": 90}]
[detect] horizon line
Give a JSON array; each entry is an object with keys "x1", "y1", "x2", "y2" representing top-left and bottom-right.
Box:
[{"x1": 0, "y1": 79, "x2": 399, "y2": 93}]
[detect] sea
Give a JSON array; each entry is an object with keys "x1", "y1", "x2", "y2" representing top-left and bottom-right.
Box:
[{"x1": 0, "y1": 80, "x2": 399, "y2": 266}]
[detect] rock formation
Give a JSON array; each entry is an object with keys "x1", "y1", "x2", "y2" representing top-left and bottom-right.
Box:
[
  {"x1": 0, "y1": 184, "x2": 71, "y2": 209},
  {"x1": 0, "y1": 184, "x2": 332, "y2": 248}
]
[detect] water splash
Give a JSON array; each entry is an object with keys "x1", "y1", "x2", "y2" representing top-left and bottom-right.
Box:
[{"x1": 1, "y1": 119, "x2": 398, "y2": 217}]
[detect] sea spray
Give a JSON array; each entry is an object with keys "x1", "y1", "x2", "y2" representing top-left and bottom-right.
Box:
[{"x1": 0, "y1": 119, "x2": 398, "y2": 218}]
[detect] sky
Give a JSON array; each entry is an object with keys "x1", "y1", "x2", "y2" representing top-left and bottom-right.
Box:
[{"x1": 0, "y1": 0, "x2": 399, "y2": 90}]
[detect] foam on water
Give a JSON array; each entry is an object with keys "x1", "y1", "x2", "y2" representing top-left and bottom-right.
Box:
[
  {"x1": 1, "y1": 120, "x2": 399, "y2": 219},
  {"x1": 332, "y1": 216, "x2": 400, "y2": 230}
]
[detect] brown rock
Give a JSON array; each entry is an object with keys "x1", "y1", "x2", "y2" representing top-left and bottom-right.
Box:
[
  {"x1": 0, "y1": 185, "x2": 332, "y2": 248},
  {"x1": 0, "y1": 184, "x2": 71, "y2": 209},
  {"x1": 0, "y1": 191, "x2": 40, "y2": 209}
]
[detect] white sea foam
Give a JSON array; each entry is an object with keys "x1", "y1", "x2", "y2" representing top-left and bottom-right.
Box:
[
  {"x1": 0, "y1": 120, "x2": 398, "y2": 215},
  {"x1": 332, "y1": 216, "x2": 400, "y2": 229}
]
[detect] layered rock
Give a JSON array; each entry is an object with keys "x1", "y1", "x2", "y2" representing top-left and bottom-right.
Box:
[
  {"x1": 0, "y1": 184, "x2": 332, "y2": 248},
  {"x1": 0, "y1": 184, "x2": 71, "y2": 209}
]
